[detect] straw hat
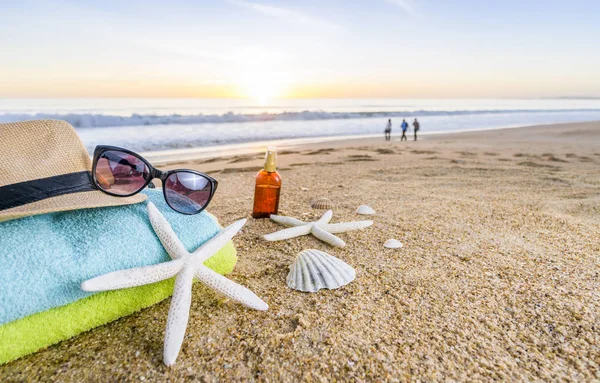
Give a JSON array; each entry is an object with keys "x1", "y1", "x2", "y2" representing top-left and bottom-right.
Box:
[{"x1": 0, "y1": 120, "x2": 146, "y2": 222}]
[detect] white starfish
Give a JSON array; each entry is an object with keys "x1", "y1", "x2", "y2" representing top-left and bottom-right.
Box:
[
  {"x1": 81, "y1": 202, "x2": 268, "y2": 366},
  {"x1": 264, "y1": 210, "x2": 373, "y2": 247}
]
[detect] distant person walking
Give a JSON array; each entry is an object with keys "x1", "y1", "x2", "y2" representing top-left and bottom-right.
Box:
[
  {"x1": 413, "y1": 118, "x2": 420, "y2": 141},
  {"x1": 400, "y1": 119, "x2": 408, "y2": 141},
  {"x1": 384, "y1": 119, "x2": 392, "y2": 141}
]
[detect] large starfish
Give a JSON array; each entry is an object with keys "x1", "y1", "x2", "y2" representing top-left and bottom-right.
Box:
[
  {"x1": 81, "y1": 202, "x2": 268, "y2": 366},
  {"x1": 264, "y1": 210, "x2": 373, "y2": 247}
]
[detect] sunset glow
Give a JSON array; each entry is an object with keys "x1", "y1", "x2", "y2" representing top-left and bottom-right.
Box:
[{"x1": 0, "y1": 1, "x2": 599, "y2": 99}]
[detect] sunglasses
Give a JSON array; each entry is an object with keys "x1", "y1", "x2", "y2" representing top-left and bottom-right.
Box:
[{"x1": 92, "y1": 145, "x2": 218, "y2": 215}]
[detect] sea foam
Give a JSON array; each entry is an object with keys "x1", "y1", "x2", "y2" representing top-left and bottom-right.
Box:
[{"x1": 1, "y1": 108, "x2": 599, "y2": 128}]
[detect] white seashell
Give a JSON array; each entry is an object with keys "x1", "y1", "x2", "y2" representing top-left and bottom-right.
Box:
[
  {"x1": 356, "y1": 205, "x2": 375, "y2": 215},
  {"x1": 384, "y1": 239, "x2": 403, "y2": 249},
  {"x1": 311, "y1": 198, "x2": 334, "y2": 210},
  {"x1": 301, "y1": 187, "x2": 309, "y2": 191},
  {"x1": 287, "y1": 249, "x2": 355, "y2": 293}
]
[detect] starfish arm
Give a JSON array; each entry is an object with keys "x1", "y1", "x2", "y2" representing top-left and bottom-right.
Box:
[
  {"x1": 311, "y1": 224, "x2": 346, "y2": 247},
  {"x1": 163, "y1": 266, "x2": 195, "y2": 366},
  {"x1": 194, "y1": 266, "x2": 268, "y2": 311},
  {"x1": 191, "y1": 218, "x2": 246, "y2": 265},
  {"x1": 263, "y1": 224, "x2": 312, "y2": 241},
  {"x1": 316, "y1": 210, "x2": 333, "y2": 225},
  {"x1": 148, "y1": 202, "x2": 190, "y2": 260},
  {"x1": 320, "y1": 220, "x2": 373, "y2": 233},
  {"x1": 269, "y1": 215, "x2": 306, "y2": 227},
  {"x1": 81, "y1": 259, "x2": 184, "y2": 292},
  {"x1": 148, "y1": 202, "x2": 189, "y2": 259}
]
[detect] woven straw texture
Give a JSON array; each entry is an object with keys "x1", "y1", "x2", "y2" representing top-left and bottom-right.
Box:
[{"x1": 0, "y1": 120, "x2": 145, "y2": 222}]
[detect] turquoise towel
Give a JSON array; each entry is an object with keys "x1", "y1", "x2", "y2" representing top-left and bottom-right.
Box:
[{"x1": 0, "y1": 189, "x2": 227, "y2": 325}]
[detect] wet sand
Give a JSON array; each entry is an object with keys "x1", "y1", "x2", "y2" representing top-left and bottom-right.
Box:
[{"x1": 2, "y1": 121, "x2": 599, "y2": 381}]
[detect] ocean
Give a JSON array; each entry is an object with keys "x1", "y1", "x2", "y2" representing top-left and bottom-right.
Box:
[{"x1": 1, "y1": 98, "x2": 600, "y2": 156}]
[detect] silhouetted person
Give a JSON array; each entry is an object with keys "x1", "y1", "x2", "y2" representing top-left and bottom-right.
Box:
[
  {"x1": 413, "y1": 118, "x2": 420, "y2": 141},
  {"x1": 384, "y1": 119, "x2": 392, "y2": 141},
  {"x1": 400, "y1": 119, "x2": 408, "y2": 141}
]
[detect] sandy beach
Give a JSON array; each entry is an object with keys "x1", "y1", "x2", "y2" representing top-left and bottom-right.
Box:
[{"x1": 1, "y1": 121, "x2": 599, "y2": 381}]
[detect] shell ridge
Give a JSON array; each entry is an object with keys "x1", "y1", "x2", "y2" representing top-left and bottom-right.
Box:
[
  {"x1": 320, "y1": 251, "x2": 355, "y2": 281},
  {"x1": 308, "y1": 250, "x2": 339, "y2": 288},
  {"x1": 311, "y1": 250, "x2": 347, "y2": 287},
  {"x1": 329, "y1": 254, "x2": 355, "y2": 282},
  {"x1": 293, "y1": 257, "x2": 303, "y2": 289},
  {"x1": 304, "y1": 251, "x2": 327, "y2": 290},
  {"x1": 298, "y1": 254, "x2": 314, "y2": 292}
]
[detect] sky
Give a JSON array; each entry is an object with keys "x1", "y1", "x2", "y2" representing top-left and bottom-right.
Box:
[{"x1": 0, "y1": 0, "x2": 599, "y2": 99}]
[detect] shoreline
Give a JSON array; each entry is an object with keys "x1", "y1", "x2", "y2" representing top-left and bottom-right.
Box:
[{"x1": 143, "y1": 119, "x2": 600, "y2": 165}]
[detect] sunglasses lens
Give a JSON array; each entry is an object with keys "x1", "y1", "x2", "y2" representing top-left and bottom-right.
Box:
[
  {"x1": 95, "y1": 150, "x2": 150, "y2": 195},
  {"x1": 164, "y1": 172, "x2": 213, "y2": 214}
]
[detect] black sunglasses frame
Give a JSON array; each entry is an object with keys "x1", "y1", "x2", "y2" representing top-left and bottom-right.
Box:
[{"x1": 92, "y1": 145, "x2": 218, "y2": 215}]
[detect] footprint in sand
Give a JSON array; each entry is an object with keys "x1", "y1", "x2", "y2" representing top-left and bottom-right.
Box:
[
  {"x1": 345, "y1": 155, "x2": 379, "y2": 162},
  {"x1": 564, "y1": 153, "x2": 594, "y2": 162},
  {"x1": 304, "y1": 148, "x2": 336, "y2": 155},
  {"x1": 517, "y1": 161, "x2": 560, "y2": 169},
  {"x1": 194, "y1": 157, "x2": 219, "y2": 165},
  {"x1": 543, "y1": 177, "x2": 570, "y2": 185},
  {"x1": 228, "y1": 155, "x2": 258, "y2": 164},
  {"x1": 374, "y1": 148, "x2": 395, "y2": 155},
  {"x1": 541, "y1": 154, "x2": 568, "y2": 163},
  {"x1": 220, "y1": 166, "x2": 262, "y2": 174}
]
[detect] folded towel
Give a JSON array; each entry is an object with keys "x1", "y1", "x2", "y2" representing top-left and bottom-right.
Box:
[{"x1": 0, "y1": 189, "x2": 237, "y2": 364}]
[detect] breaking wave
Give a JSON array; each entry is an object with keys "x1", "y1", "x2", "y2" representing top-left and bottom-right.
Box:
[{"x1": 2, "y1": 108, "x2": 600, "y2": 128}]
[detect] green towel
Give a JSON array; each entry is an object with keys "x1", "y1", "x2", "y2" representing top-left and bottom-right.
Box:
[{"x1": 0, "y1": 242, "x2": 235, "y2": 365}]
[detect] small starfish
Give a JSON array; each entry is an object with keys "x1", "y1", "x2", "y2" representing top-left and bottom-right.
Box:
[
  {"x1": 81, "y1": 202, "x2": 268, "y2": 366},
  {"x1": 264, "y1": 210, "x2": 373, "y2": 247}
]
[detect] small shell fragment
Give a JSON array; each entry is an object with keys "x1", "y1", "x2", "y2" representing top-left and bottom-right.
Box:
[
  {"x1": 356, "y1": 205, "x2": 375, "y2": 215},
  {"x1": 384, "y1": 239, "x2": 403, "y2": 249},
  {"x1": 311, "y1": 198, "x2": 334, "y2": 210},
  {"x1": 287, "y1": 249, "x2": 355, "y2": 292}
]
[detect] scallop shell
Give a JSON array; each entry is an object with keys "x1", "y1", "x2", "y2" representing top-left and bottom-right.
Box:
[
  {"x1": 384, "y1": 239, "x2": 403, "y2": 249},
  {"x1": 287, "y1": 249, "x2": 355, "y2": 293},
  {"x1": 311, "y1": 198, "x2": 334, "y2": 210},
  {"x1": 356, "y1": 205, "x2": 375, "y2": 215}
]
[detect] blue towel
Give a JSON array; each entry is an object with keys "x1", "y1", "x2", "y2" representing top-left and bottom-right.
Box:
[{"x1": 0, "y1": 190, "x2": 226, "y2": 325}]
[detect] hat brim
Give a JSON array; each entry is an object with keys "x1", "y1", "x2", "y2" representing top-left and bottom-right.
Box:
[{"x1": 0, "y1": 190, "x2": 147, "y2": 223}]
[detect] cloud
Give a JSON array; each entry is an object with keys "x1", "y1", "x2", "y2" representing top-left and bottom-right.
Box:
[
  {"x1": 385, "y1": 0, "x2": 418, "y2": 16},
  {"x1": 225, "y1": 0, "x2": 342, "y2": 30}
]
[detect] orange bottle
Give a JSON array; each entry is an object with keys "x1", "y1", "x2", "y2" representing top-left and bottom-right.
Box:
[{"x1": 252, "y1": 147, "x2": 282, "y2": 218}]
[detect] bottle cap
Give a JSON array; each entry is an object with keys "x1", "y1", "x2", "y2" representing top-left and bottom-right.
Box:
[{"x1": 264, "y1": 146, "x2": 277, "y2": 172}]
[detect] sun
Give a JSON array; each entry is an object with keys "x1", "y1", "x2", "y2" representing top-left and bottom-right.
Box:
[
  {"x1": 241, "y1": 74, "x2": 285, "y2": 106},
  {"x1": 231, "y1": 47, "x2": 291, "y2": 105},
  {"x1": 236, "y1": 63, "x2": 288, "y2": 106},
  {"x1": 246, "y1": 81, "x2": 278, "y2": 106}
]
